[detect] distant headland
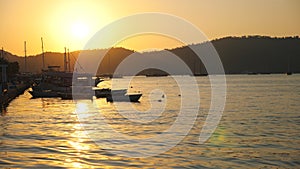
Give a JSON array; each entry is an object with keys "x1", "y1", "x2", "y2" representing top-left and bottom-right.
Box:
[{"x1": 1, "y1": 35, "x2": 300, "y2": 75}]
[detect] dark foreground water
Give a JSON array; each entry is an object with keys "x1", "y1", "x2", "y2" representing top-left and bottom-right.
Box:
[{"x1": 0, "y1": 75, "x2": 299, "y2": 168}]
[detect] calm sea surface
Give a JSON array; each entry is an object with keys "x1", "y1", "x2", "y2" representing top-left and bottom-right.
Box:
[{"x1": 0, "y1": 75, "x2": 299, "y2": 168}]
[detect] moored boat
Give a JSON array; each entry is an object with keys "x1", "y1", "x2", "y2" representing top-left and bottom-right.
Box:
[
  {"x1": 94, "y1": 88, "x2": 127, "y2": 98},
  {"x1": 106, "y1": 91, "x2": 142, "y2": 102},
  {"x1": 29, "y1": 89, "x2": 59, "y2": 98},
  {"x1": 29, "y1": 66, "x2": 94, "y2": 99}
]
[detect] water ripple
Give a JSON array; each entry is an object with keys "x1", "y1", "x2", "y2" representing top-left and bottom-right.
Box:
[{"x1": 0, "y1": 75, "x2": 299, "y2": 168}]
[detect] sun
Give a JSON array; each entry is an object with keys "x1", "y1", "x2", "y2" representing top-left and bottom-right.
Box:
[{"x1": 71, "y1": 21, "x2": 89, "y2": 39}]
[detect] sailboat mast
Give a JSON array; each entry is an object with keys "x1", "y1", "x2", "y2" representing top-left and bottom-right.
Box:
[
  {"x1": 41, "y1": 37, "x2": 45, "y2": 69},
  {"x1": 67, "y1": 48, "x2": 71, "y2": 72},
  {"x1": 64, "y1": 47, "x2": 67, "y2": 72},
  {"x1": 24, "y1": 41, "x2": 27, "y2": 72}
]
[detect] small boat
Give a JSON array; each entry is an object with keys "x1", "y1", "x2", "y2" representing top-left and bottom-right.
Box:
[
  {"x1": 29, "y1": 69, "x2": 72, "y2": 98},
  {"x1": 106, "y1": 93, "x2": 142, "y2": 102},
  {"x1": 29, "y1": 89, "x2": 59, "y2": 98},
  {"x1": 58, "y1": 92, "x2": 94, "y2": 100},
  {"x1": 29, "y1": 65, "x2": 96, "y2": 99},
  {"x1": 146, "y1": 74, "x2": 168, "y2": 77},
  {"x1": 94, "y1": 88, "x2": 112, "y2": 98},
  {"x1": 94, "y1": 88, "x2": 128, "y2": 98},
  {"x1": 194, "y1": 73, "x2": 208, "y2": 76}
]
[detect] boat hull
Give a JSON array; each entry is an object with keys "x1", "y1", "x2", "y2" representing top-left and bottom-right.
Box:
[
  {"x1": 106, "y1": 93, "x2": 142, "y2": 102},
  {"x1": 29, "y1": 90, "x2": 59, "y2": 98},
  {"x1": 95, "y1": 89, "x2": 128, "y2": 98}
]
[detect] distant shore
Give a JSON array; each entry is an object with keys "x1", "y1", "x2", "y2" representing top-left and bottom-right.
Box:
[{"x1": 2, "y1": 35, "x2": 300, "y2": 75}]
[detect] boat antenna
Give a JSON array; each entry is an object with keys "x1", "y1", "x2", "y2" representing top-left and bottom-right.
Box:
[
  {"x1": 24, "y1": 41, "x2": 27, "y2": 72},
  {"x1": 41, "y1": 37, "x2": 45, "y2": 70}
]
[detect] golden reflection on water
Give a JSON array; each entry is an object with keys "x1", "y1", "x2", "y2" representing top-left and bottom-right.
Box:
[
  {"x1": 69, "y1": 126, "x2": 90, "y2": 151},
  {"x1": 0, "y1": 75, "x2": 299, "y2": 168},
  {"x1": 209, "y1": 126, "x2": 227, "y2": 145},
  {"x1": 64, "y1": 114, "x2": 91, "y2": 168}
]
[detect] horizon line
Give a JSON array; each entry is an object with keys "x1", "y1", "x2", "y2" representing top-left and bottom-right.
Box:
[{"x1": 1, "y1": 34, "x2": 300, "y2": 57}]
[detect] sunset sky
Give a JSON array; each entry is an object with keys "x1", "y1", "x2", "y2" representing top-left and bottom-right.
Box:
[{"x1": 0, "y1": 0, "x2": 299, "y2": 56}]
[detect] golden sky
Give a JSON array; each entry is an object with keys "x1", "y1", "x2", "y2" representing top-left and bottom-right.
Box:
[{"x1": 0, "y1": 0, "x2": 299, "y2": 56}]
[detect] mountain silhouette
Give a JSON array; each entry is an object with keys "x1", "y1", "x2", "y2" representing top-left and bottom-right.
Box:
[{"x1": 3, "y1": 36, "x2": 300, "y2": 75}]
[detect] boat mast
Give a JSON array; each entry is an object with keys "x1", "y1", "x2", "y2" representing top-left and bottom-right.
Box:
[
  {"x1": 24, "y1": 41, "x2": 27, "y2": 72},
  {"x1": 64, "y1": 47, "x2": 67, "y2": 72},
  {"x1": 67, "y1": 48, "x2": 71, "y2": 72},
  {"x1": 41, "y1": 37, "x2": 45, "y2": 70}
]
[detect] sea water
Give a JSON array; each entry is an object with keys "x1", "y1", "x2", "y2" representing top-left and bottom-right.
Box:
[{"x1": 0, "y1": 75, "x2": 299, "y2": 168}]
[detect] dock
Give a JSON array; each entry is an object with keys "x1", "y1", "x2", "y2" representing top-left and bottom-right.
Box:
[
  {"x1": 1, "y1": 64, "x2": 32, "y2": 111},
  {"x1": 0, "y1": 81, "x2": 31, "y2": 111}
]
